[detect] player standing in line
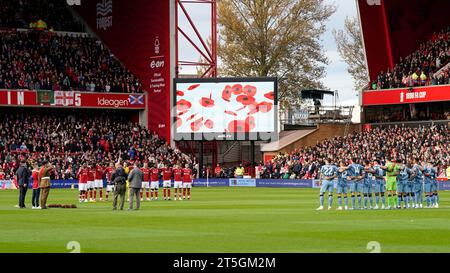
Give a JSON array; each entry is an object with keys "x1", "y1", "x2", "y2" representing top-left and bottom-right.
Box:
[
  {"x1": 161, "y1": 164, "x2": 172, "y2": 200},
  {"x1": 150, "y1": 163, "x2": 160, "y2": 201},
  {"x1": 182, "y1": 164, "x2": 193, "y2": 200},
  {"x1": 423, "y1": 161, "x2": 438, "y2": 208},
  {"x1": 94, "y1": 162, "x2": 104, "y2": 201},
  {"x1": 405, "y1": 162, "x2": 417, "y2": 208},
  {"x1": 105, "y1": 162, "x2": 115, "y2": 201},
  {"x1": 316, "y1": 158, "x2": 338, "y2": 211},
  {"x1": 77, "y1": 163, "x2": 89, "y2": 202},
  {"x1": 412, "y1": 158, "x2": 424, "y2": 208},
  {"x1": 383, "y1": 157, "x2": 399, "y2": 209},
  {"x1": 372, "y1": 160, "x2": 386, "y2": 210},
  {"x1": 336, "y1": 161, "x2": 349, "y2": 210},
  {"x1": 140, "y1": 162, "x2": 150, "y2": 201},
  {"x1": 87, "y1": 163, "x2": 96, "y2": 202},
  {"x1": 430, "y1": 162, "x2": 439, "y2": 208},
  {"x1": 173, "y1": 165, "x2": 183, "y2": 201},
  {"x1": 347, "y1": 158, "x2": 365, "y2": 210},
  {"x1": 363, "y1": 160, "x2": 375, "y2": 210},
  {"x1": 397, "y1": 161, "x2": 415, "y2": 209}
]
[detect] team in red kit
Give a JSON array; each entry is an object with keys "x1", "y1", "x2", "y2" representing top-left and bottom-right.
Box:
[{"x1": 77, "y1": 160, "x2": 194, "y2": 203}]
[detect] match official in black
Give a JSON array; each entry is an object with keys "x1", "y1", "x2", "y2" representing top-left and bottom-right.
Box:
[
  {"x1": 16, "y1": 160, "x2": 31, "y2": 209},
  {"x1": 128, "y1": 162, "x2": 143, "y2": 210}
]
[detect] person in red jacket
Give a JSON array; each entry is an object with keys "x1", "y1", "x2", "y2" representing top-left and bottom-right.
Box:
[{"x1": 31, "y1": 163, "x2": 41, "y2": 209}]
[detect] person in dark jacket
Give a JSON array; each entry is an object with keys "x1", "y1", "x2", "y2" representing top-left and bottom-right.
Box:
[
  {"x1": 16, "y1": 160, "x2": 31, "y2": 209},
  {"x1": 127, "y1": 162, "x2": 143, "y2": 210},
  {"x1": 112, "y1": 162, "x2": 127, "y2": 210}
]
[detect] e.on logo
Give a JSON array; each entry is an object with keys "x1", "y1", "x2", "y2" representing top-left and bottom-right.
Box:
[
  {"x1": 150, "y1": 60, "x2": 164, "y2": 69},
  {"x1": 367, "y1": 0, "x2": 381, "y2": 5}
]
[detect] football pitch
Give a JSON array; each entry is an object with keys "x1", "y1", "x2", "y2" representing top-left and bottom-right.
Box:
[{"x1": 1, "y1": 188, "x2": 449, "y2": 253}]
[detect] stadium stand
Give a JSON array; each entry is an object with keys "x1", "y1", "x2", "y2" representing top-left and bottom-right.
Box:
[
  {"x1": 0, "y1": 30, "x2": 143, "y2": 93},
  {"x1": 371, "y1": 26, "x2": 450, "y2": 90},
  {"x1": 0, "y1": 0, "x2": 84, "y2": 32},
  {"x1": 259, "y1": 125, "x2": 449, "y2": 180},
  {"x1": 0, "y1": 110, "x2": 193, "y2": 180}
]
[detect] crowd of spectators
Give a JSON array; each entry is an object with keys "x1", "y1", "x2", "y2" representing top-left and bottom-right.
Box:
[
  {"x1": 0, "y1": 0, "x2": 84, "y2": 32},
  {"x1": 371, "y1": 26, "x2": 450, "y2": 90},
  {"x1": 0, "y1": 30, "x2": 143, "y2": 93},
  {"x1": 0, "y1": 111, "x2": 193, "y2": 180},
  {"x1": 255, "y1": 125, "x2": 449, "y2": 180}
]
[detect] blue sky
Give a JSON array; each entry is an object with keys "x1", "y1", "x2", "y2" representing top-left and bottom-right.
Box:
[{"x1": 178, "y1": 0, "x2": 359, "y2": 107}]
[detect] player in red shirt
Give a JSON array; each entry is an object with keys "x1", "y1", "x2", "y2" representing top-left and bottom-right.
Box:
[
  {"x1": 161, "y1": 164, "x2": 173, "y2": 200},
  {"x1": 87, "y1": 164, "x2": 96, "y2": 202},
  {"x1": 104, "y1": 162, "x2": 115, "y2": 201},
  {"x1": 182, "y1": 164, "x2": 193, "y2": 200},
  {"x1": 94, "y1": 162, "x2": 104, "y2": 201},
  {"x1": 173, "y1": 165, "x2": 183, "y2": 201},
  {"x1": 150, "y1": 164, "x2": 160, "y2": 201},
  {"x1": 77, "y1": 163, "x2": 89, "y2": 202},
  {"x1": 140, "y1": 162, "x2": 150, "y2": 201}
]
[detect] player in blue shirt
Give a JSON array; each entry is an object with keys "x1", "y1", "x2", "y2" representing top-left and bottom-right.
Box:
[
  {"x1": 423, "y1": 162, "x2": 439, "y2": 208},
  {"x1": 336, "y1": 161, "x2": 349, "y2": 210},
  {"x1": 397, "y1": 162, "x2": 416, "y2": 209},
  {"x1": 372, "y1": 159, "x2": 386, "y2": 209},
  {"x1": 347, "y1": 157, "x2": 365, "y2": 210},
  {"x1": 363, "y1": 160, "x2": 375, "y2": 209},
  {"x1": 404, "y1": 162, "x2": 416, "y2": 208},
  {"x1": 317, "y1": 158, "x2": 338, "y2": 210},
  {"x1": 412, "y1": 158, "x2": 424, "y2": 208},
  {"x1": 423, "y1": 162, "x2": 434, "y2": 208}
]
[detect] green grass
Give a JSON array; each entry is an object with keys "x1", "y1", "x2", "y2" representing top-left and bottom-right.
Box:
[{"x1": 1, "y1": 188, "x2": 449, "y2": 253}]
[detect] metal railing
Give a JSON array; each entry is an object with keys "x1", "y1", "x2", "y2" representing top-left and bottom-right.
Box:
[{"x1": 281, "y1": 106, "x2": 354, "y2": 126}]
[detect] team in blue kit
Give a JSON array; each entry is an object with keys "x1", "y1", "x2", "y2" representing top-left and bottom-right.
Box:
[{"x1": 316, "y1": 158, "x2": 440, "y2": 211}]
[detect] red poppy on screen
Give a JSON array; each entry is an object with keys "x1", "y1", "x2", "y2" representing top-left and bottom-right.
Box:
[
  {"x1": 188, "y1": 84, "x2": 200, "y2": 90},
  {"x1": 245, "y1": 116, "x2": 256, "y2": 130},
  {"x1": 204, "y1": 119, "x2": 214, "y2": 129},
  {"x1": 176, "y1": 117, "x2": 183, "y2": 128},
  {"x1": 190, "y1": 117, "x2": 204, "y2": 132},
  {"x1": 176, "y1": 99, "x2": 192, "y2": 112},
  {"x1": 236, "y1": 95, "x2": 256, "y2": 106},
  {"x1": 177, "y1": 90, "x2": 185, "y2": 96},
  {"x1": 247, "y1": 103, "x2": 260, "y2": 115},
  {"x1": 264, "y1": 91, "x2": 274, "y2": 100},
  {"x1": 227, "y1": 120, "x2": 248, "y2": 133},
  {"x1": 200, "y1": 93, "x2": 215, "y2": 108},
  {"x1": 258, "y1": 101, "x2": 273, "y2": 113},
  {"x1": 242, "y1": 85, "x2": 257, "y2": 97},
  {"x1": 222, "y1": 85, "x2": 232, "y2": 102},
  {"x1": 231, "y1": 84, "x2": 243, "y2": 95}
]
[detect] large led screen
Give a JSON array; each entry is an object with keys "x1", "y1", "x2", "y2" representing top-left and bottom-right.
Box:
[{"x1": 173, "y1": 78, "x2": 278, "y2": 141}]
